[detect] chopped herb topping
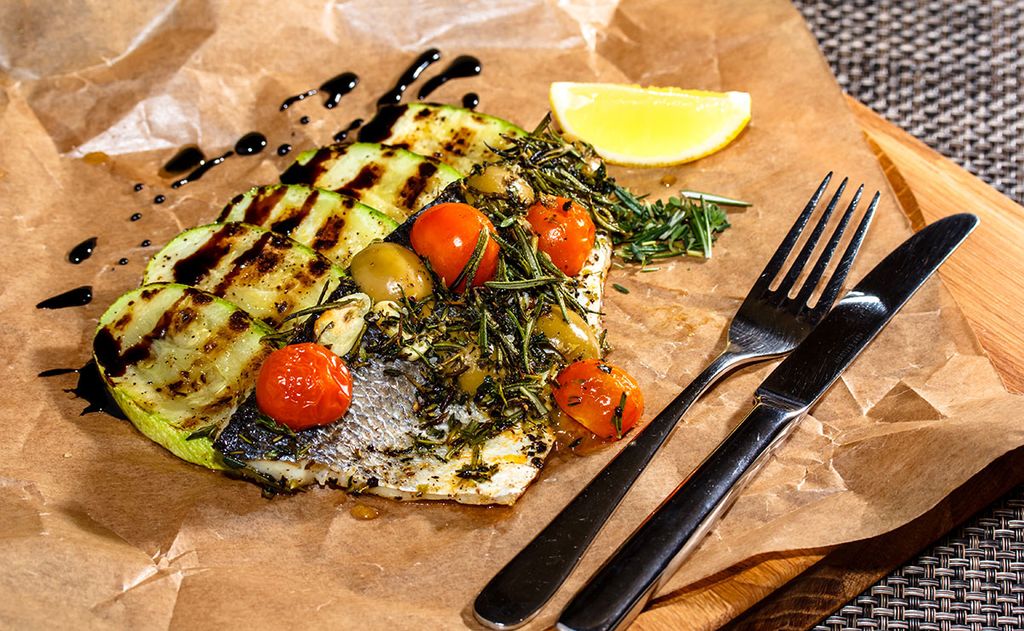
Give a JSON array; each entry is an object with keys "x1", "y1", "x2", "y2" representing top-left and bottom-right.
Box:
[{"x1": 265, "y1": 116, "x2": 742, "y2": 474}]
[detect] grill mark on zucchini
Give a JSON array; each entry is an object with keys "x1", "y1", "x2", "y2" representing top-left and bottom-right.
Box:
[
  {"x1": 399, "y1": 161, "x2": 438, "y2": 209},
  {"x1": 238, "y1": 185, "x2": 289, "y2": 225},
  {"x1": 280, "y1": 150, "x2": 336, "y2": 188},
  {"x1": 311, "y1": 214, "x2": 347, "y2": 252},
  {"x1": 171, "y1": 224, "x2": 237, "y2": 286},
  {"x1": 270, "y1": 189, "x2": 320, "y2": 235},
  {"x1": 335, "y1": 163, "x2": 382, "y2": 197},
  {"x1": 210, "y1": 231, "x2": 280, "y2": 295}
]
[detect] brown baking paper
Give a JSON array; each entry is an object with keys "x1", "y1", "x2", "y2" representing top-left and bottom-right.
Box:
[{"x1": 2, "y1": 1, "x2": 1022, "y2": 629}]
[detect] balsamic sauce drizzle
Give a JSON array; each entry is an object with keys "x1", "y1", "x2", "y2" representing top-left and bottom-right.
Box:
[
  {"x1": 37, "y1": 286, "x2": 93, "y2": 309},
  {"x1": 320, "y1": 72, "x2": 359, "y2": 109},
  {"x1": 280, "y1": 89, "x2": 317, "y2": 111},
  {"x1": 462, "y1": 92, "x2": 480, "y2": 110},
  {"x1": 332, "y1": 118, "x2": 364, "y2": 143},
  {"x1": 377, "y1": 48, "x2": 441, "y2": 106},
  {"x1": 130, "y1": 213, "x2": 142, "y2": 222},
  {"x1": 39, "y1": 361, "x2": 126, "y2": 418},
  {"x1": 300, "y1": 116, "x2": 311, "y2": 125},
  {"x1": 417, "y1": 55, "x2": 482, "y2": 99},
  {"x1": 162, "y1": 146, "x2": 205, "y2": 174},
  {"x1": 171, "y1": 152, "x2": 234, "y2": 188},
  {"x1": 277, "y1": 144, "x2": 292, "y2": 156},
  {"x1": 133, "y1": 183, "x2": 144, "y2": 192},
  {"x1": 68, "y1": 237, "x2": 97, "y2": 264},
  {"x1": 234, "y1": 131, "x2": 268, "y2": 155},
  {"x1": 153, "y1": 194, "x2": 166, "y2": 204}
]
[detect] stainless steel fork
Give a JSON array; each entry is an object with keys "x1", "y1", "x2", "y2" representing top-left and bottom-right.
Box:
[{"x1": 474, "y1": 173, "x2": 879, "y2": 629}]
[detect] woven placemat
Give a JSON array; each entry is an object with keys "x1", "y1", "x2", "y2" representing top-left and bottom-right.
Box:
[
  {"x1": 794, "y1": 0, "x2": 1023, "y2": 204},
  {"x1": 811, "y1": 492, "x2": 1024, "y2": 631},
  {"x1": 793, "y1": 1, "x2": 1024, "y2": 629}
]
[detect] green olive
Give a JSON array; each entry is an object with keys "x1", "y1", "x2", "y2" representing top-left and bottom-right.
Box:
[
  {"x1": 467, "y1": 164, "x2": 535, "y2": 204},
  {"x1": 349, "y1": 242, "x2": 433, "y2": 303},
  {"x1": 536, "y1": 307, "x2": 600, "y2": 361}
]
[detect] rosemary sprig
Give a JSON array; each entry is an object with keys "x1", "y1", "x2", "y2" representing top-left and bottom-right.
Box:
[{"x1": 495, "y1": 118, "x2": 738, "y2": 265}]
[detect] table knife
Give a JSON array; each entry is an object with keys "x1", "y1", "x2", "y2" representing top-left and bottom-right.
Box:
[{"x1": 557, "y1": 213, "x2": 979, "y2": 631}]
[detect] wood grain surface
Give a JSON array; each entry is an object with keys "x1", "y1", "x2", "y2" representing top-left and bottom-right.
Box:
[{"x1": 630, "y1": 97, "x2": 1024, "y2": 631}]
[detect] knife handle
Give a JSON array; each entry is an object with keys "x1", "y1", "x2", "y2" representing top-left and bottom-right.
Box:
[
  {"x1": 556, "y1": 401, "x2": 804, "y2": 631},
  {"x1": 474, "y1": 349, "x2": 757, "y2": 629}
]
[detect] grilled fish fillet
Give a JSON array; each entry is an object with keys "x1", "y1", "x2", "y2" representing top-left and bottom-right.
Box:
[{"x1": 215, "y1": 235, "x2": 611, "y2": 505}]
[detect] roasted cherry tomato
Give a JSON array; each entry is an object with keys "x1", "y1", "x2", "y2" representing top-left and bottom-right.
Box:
[
  {"x1": 410, "y1": 202, "x2": 499, "y2": 291},
  {"x1": 553, "y1": 359, "x2": 644, "y2": 440},
  {"x1": 256, "y1": 343, "x2": 353, "y2": 430},
  {"x1": 525, "y1": 196, "x2": 596, "y2": 277}
]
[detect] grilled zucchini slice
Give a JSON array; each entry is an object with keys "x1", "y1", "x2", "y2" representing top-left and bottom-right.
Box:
[
  {"x1": 94, "y1": 283, "x2": 275, "y2": 469},
  {"x1": 356, "y1": 103, "x2": 526, "y2": 173},
  {"x1": 216, "y1": 184, "x2": 397, "y2": 267},
  {"x1": 279, "y1": 142, "x2": 460, "y2": 222},
  {"x1": 143, "y1": 223, "x2": 344, "y2": 326}
]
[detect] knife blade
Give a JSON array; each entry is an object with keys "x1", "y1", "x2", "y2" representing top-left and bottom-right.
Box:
[{"x1": 556, "y1": 213, "x2": 979, "y2": 631}]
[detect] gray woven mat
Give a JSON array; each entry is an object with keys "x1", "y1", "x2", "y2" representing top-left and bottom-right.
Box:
[
  {"x1": 794, "y1": 0, "x2": 1024, "y2": 204},
  {"x1": 811, "y1": 493, "x2": 1024, "y2": 631},
  {"x1": 792, "y1": 2, "x2": 1024, "y2": 629}
]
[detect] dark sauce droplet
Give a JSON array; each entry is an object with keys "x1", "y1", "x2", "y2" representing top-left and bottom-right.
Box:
[
  {"x1": 377, "y1": 48, "x2": 441, "y2": 106},
  {"x1": 162, "y1": 145, "x2": 205, "y2": 174},
  {"x1": 130, "y1": 212, "x2": 142, "y2": 221},
  {"x1": 234, "y1": 131, "x2": 267, "y2": 156},
  {"x1": 68, "y1": 236, "x2": 98, "y2": 264},
  {"x1": 141, "y1": 239, "x2": 152, "y2": 247},
  {"x1": 280, "y1": 89, "x2": 317, "y2": 111},
  {"x1": 39, "y1": 361, "x2": 126, "y2": 418},
  {"x1": 418, "y1": 55, "x2": 482, "y2": 99},
  {"x1": 133, "y1": 183, "x2": 144, "y2": 192},
  {"x1": 37, "y1": 286, "x2": 93, "y2": 309},
  {"x1": 300, "y1": 116, "x2": 310, "y2": 125},
  {"x1": 171, "y1": 152, "x2": 233, "y2": 189},
  {"x1": 277, "y1": 144, "x2": 292, "y2": 156},
  {"x1": 332, "y1": 118, "x2": 364, "y2": 143},
  {"x1": 320, "y1": 72, "x2": 359, "y2": 109},
  {"x1": 462, "y1": 92, "x2": 480, "y2": 109},
  {"x1": 153, "y1": 194, "x2": 165, "y2": 204},
  {"x1": 118, "y1": 258, "x2": 129, "y2": 265}
]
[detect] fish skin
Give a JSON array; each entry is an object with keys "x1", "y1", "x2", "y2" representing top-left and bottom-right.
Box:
[{"x1": 216, "y1": 358, "x2": 551, "y2": 505}]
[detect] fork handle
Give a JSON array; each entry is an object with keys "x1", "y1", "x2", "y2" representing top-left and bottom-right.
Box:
[
  {"x1": 556, "y1": 401, "x2": 804, "y2": 631},
  {"x1": 473, "y1": 348, "x2": 756, "y2": 629}
]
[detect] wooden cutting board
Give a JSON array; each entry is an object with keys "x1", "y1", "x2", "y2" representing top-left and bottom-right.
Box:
[{"x1": 631, "y1": 97, "x2": 1024, "y2": 631}]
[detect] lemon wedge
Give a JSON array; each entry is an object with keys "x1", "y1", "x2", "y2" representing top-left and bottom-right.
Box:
[{"x1": 549, "y1": 82, "x2": 751, "y2": 167}]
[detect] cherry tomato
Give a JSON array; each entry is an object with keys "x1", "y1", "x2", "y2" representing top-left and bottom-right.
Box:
[
  {"x1": 410, "y1": 202, "x2": 499, "y2": 291},
  {"x1": 525, "y1": 196, "x2": 596, "y2": 277},
  {"x1": 553, "y1": 359, "x2": 644, "y2": 440},
  {"x1": 256, "y1": 343, "x2": 353, "y2": 430}
]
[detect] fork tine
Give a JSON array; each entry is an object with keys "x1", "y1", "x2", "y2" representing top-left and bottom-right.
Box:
[
  {"x1": 750, "y1": 172, "x2": 832, "y2": 293},
  {"x1": 772, "y1": 176, "x2": 849, "y2": 298},
  {"x1": 812, "y1": 191, "x2": 880, "y2": 315},
  {"x1": 793, "y1": 184, "x2": 864, "y2": 307}
]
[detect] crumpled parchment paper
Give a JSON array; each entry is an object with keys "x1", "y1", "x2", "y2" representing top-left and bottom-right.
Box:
[{"x1": 2, "y1": 1, "x2": 1022, "y2": 629}]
